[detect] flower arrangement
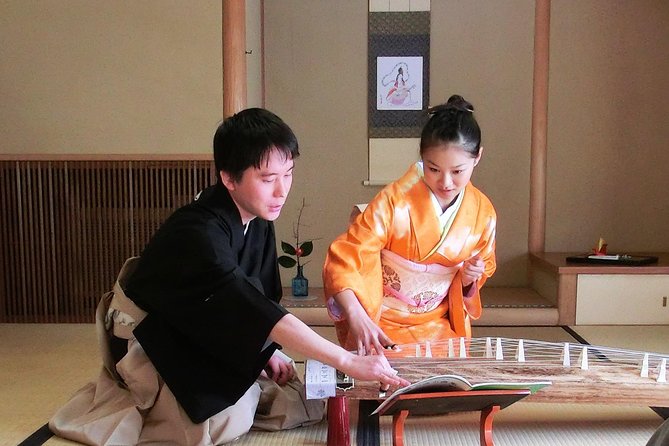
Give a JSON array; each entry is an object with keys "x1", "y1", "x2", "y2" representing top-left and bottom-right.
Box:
[
  {"x1": 278, "y1": 198, "x2": 314, "y2": 269},
  {"x1": 278, "y1": 198, "x2": 317, "y2": 297}
]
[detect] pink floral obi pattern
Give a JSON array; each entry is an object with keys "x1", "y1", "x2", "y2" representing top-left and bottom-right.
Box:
[{"x1": 380, "y1": 249, "x2": 459, "y2": 314}]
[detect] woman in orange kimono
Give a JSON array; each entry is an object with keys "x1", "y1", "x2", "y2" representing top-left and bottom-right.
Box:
[{"x1": 323, "y1": 95, "x2": 496, "y2": 355}]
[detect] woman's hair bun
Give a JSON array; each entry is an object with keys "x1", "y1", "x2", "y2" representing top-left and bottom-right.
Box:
[
  {"x1": 428, "y1": 94, "x2": 474, "y2": 115},
  {"x1": 446, "y1": 94, "x2": 474, "y2": 112}
]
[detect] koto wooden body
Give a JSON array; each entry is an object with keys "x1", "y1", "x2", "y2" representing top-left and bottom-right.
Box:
[
  {"x1": 337, "y1": 337, "x2": 669, "y2": 407},
  {"x1": 341, "y1": 358, "x2": 669, "y2": 406}
]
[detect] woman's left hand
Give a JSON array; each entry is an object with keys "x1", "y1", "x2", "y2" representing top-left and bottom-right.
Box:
[{"x1": 461, "y1": 255, "x2": 485, "y2": 288}]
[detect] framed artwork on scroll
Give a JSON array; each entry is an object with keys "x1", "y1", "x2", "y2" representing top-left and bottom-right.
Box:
[
  {"x1": 376, "y1": 56, "x2": 423, "y2": 111},
  {"x1": 368, "y1": 11, "x2": 430, "y2": 138}
]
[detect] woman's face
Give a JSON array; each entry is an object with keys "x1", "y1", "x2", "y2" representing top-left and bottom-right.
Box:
[{"x1": 421, "y1": 143, "x2": 481, "y2": 211}]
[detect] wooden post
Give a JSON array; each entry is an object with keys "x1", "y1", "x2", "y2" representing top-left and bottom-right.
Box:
[
  {"x1": 327, "y1": 396, "x2": 351, "y2": 446},
  {"x1": 222, "y1": 0, "x2": 247, "y2": 117},
  {"x1": 528, "y1": 0, "x2": 551, "y2": 254}
]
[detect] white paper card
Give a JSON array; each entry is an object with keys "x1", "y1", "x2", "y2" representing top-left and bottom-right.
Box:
[{"x1": 305, "y1": 359, "x2": 336, "y2": 399}]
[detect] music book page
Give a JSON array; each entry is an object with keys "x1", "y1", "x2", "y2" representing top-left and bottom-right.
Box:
[{"x1": 372, "y1": 374, "x2": 551, "y2": 415}]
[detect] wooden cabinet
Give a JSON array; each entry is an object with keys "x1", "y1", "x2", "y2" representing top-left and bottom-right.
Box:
[
  {"x1": 576, "y1": 275, "x2": 669, "y2": 324},
  {"x1": 530, "y1": 252, "x2": 669, "y2": 325}
]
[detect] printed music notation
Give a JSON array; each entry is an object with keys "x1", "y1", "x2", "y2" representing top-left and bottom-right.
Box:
[{"x1": 372, "y1": 373, "x2": 551, "y2": 415}]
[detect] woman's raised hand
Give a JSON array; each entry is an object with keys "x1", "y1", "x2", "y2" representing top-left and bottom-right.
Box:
[{"x1": 461, "y1": 255, "x2": 485, "y2": 288}]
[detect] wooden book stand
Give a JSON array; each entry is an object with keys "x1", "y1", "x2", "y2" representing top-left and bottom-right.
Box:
[{"x1": 375, "y1": 389, "x2": 532, "y2": 446}]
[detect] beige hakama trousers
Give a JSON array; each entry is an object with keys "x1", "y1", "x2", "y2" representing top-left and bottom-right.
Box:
[{"x1": 49, "y1": 258, "x2": 324, "y2": 445}]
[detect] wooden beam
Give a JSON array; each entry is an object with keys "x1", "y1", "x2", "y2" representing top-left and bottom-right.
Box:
[
  {"x1": 223, "y1": 0, "x2": 247, "y2": 117},
  {"x1": 528, "y1": 0, "x2": 550, "y2": 253},
  {"x1": 0, "y1": 154, "x2": 212, "y2": 161}
]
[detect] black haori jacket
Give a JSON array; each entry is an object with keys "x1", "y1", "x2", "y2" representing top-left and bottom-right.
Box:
[{"x1": 124, "y1": 183, "x2": 287, "y2": 423}]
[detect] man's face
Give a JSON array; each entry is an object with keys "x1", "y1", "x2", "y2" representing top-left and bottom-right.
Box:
[{"x1": 221, "y1": 147, "x2": 294, "y2": 224}]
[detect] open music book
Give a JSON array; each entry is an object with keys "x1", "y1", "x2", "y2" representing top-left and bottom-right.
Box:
[{"x1": 372, "y1": 374, "x2": 551, "y2": 415}]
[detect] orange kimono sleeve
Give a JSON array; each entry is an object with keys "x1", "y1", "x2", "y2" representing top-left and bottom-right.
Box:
[
  {"x1": 322, "y1": 191, "x2": 397, "y2": 322},
  {"x1": 464, "y1": 227, "x2": 495, "y2": 320},
  {"x1": 454, "y1": 186, "x2": 497, "y2": 322}
]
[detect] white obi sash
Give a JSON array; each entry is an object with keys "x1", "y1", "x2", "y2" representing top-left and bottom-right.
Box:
[
  {"x1": 326, "y1": 249, "x2": 460, "y2": 320},
  {"x1": 381, "y1": 249, "x2": 459, "y2": 314}
]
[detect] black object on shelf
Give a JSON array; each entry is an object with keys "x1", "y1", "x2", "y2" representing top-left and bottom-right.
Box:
[{"x1": 565, "y1": 254, "x2": 659, "y2": 266}]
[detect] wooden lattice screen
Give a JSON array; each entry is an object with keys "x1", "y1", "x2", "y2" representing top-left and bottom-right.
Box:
[{"x1": 0, "y1": 159, "x2": 216, "y2": 323}]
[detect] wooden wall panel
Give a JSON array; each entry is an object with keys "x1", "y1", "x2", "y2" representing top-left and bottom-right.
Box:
[{"x1": 0, "y1": 160, "x2": 216, "y2": 323}]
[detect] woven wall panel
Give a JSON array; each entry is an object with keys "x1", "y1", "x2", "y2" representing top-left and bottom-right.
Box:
[{"x1": 0, "y1": 160, "x2": 215, "y2": 323}]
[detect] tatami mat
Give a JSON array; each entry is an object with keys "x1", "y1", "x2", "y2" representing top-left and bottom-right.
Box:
[
  {"x1": 230, "y1": 402, "x2": 660, "y2": 446},
  {"x1": 570, "y1": 325, "x2": 669, "y2": 355},
  {"x1": 2, "y1": 323, "x2": 665, "y2": 446},
  {"x1": 472, "y1": 325, "x2": 576, "y2": 342},
  {"x1": 0, "y1": 324, "x2": 99, "y2": 446}
]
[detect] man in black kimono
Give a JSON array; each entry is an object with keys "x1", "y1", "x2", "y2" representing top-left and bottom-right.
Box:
[{"x1": 49, "y1": 108, "x2": 408, "y2": 445}]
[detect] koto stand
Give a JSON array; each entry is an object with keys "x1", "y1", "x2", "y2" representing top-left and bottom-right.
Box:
[{"x1": 327, "y1": 389, "x2": 531, "y2": 446}]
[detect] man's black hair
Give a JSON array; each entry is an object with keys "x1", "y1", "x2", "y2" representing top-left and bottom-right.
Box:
[{"x1": 213, "y1": 108, "x2": 299, "y2": 183}]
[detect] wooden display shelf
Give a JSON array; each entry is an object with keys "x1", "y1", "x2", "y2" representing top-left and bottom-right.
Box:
[{"x1": 529, "y1": 252, "x2": 669, "y2": 325}]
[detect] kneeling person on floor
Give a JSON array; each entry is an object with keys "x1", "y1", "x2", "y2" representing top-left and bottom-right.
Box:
[{"x1": 48, "y1": 107, "x2": 409, "y2": 446}]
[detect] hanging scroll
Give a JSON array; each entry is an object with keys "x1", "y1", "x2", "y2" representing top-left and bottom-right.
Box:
[{"x1": 367, "y1": 3, "x2": 430, "y2": 185}]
